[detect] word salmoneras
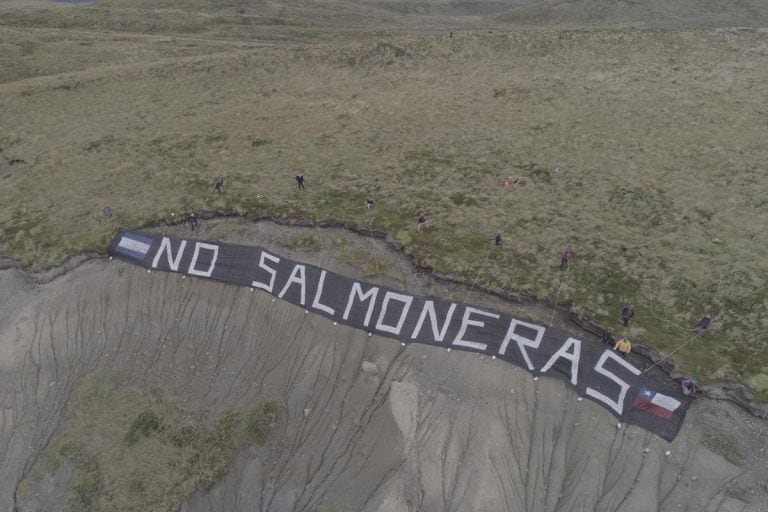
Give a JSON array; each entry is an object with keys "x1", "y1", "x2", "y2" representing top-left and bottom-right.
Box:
[{"x1": 111, "y1": 230, "x2": 690, "y2": 441}]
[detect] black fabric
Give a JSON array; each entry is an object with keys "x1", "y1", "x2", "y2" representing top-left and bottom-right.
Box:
[{"x1": 109, "y1": 229, "x2": 692, "y2": 441}]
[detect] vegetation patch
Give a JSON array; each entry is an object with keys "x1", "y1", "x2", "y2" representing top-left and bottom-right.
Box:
[
  {"x1": 124, "y1": 410, "x2": 160, "y2": 446},
  {"x1": 19, "y1": 377, "x2": 280, "y2": 512},
  {"x1": 245, "y1": 400, "x2": 282, "y2": 445}
]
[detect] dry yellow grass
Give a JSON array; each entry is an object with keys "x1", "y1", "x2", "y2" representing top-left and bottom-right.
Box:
[{"x1": 1, "y1": 4, "x2": 768, "y2": 396}]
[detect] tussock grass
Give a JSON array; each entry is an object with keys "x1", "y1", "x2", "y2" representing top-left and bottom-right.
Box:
[
  {"x1": 245, "y1": 400, "x2": 282, "y2": 445},
  {"x1": 1, "y1": 6, "x2": 768, "y2": 396}
]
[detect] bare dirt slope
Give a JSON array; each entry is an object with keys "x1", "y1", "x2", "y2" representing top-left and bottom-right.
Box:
[{"x1": 2, "y1": 222, "x2": 766, "y2": 511}]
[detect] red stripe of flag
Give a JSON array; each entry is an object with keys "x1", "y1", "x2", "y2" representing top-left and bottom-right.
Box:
[{"x1": 633, "y1": 395, "x2": 674, "y2": 420}]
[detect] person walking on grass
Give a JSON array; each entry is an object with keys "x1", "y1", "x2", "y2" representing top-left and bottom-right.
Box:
[
  {"x1": 296, "y1": 171, "x2": 305, "y2": 191},
  {"x1": 621, "y1": 304, "x2": 635, "y2": 328},
  {"x1": 696, "y1": 314, "x2": 711, "y2": 334},
  {"x1": 416, "y1": 211, "x2": 428, "y2": 231},
  {"x1": 213, "y1": 176, "x2": 224, "y2": 193},
  {"x1": 188, "y1": 212, "x2": 198, "y2": 231},
  {"x1": 494, "y1": 233, "x2": 502, "y2": 247},
  {"x1": 560, "y1": 247, "x2": 571, "y2": 269}
]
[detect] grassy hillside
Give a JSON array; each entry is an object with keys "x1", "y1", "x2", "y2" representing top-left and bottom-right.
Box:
[{"x1": 1, "y1": 3, "x2": 767, "y2": 399}]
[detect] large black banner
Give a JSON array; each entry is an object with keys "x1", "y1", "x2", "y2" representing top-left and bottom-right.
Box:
[{"x1": 109, "y1": 230, "x2": 692, "y2": 441}]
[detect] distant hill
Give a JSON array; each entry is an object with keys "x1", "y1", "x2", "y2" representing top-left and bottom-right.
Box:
[
  {"x1": 12, "y1": 0, "x2": 765, "y2": 29},
  {"x1": 361, "y1": 0, "x2": 768, "y2": 27}
]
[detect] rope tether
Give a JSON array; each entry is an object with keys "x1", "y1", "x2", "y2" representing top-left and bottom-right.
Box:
[
  {"x1": 549, "y1": 259, "x2": 570, "y2": 327},
  {"x1": 642, "y1": 330, "x2": 705, "y2": 375}
]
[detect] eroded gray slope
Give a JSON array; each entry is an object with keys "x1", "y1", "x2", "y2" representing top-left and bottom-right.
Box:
[{"x1": 0, "y1": 251, "x2": 766, "y2": 511}]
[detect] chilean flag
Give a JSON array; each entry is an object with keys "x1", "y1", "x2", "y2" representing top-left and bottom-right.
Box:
[{"x1": 633, "y1": 387, "x2": 681, "y2": 420}]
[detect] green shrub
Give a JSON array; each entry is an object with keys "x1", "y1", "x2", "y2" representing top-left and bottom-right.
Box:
[
  {"x1": 245, "y1": 400, "x2": 281, "y2": 445},
  {"x1": 125, "y1": 410, "x2": 160, "y2": 446}
]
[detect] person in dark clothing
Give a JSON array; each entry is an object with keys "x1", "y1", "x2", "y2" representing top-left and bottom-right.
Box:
[
  {"x1": 416, "y1": 212, "x2": 427, "y2": 231},
  {"x1": 101, "y1": 205, "x2": 113, "y2": 219},
  {"x1": 560, "y1": 247, "x2": 571, "y2": 269},
  {"x1": 296, "y1": 171, "x2": 305, "y2": 191},
  {"x1": 696, "y1": 314, "x2": 711, "y2": 333},
  {"x1": 366, "y1": 198, "x2": 375, "y2": 209},
  {"x1": 621, "y1": 305, "x2": 635, "y2": 328},
  {"x1": 681, "y1": 377, "x2": 697, "y2": 396},
  {"x1": 494, "y1": 233, "x2": 502, "y2": 247},
  {"x1": 188, "y1": 212, "x2": 198, "y2": 231},
  {"x1": 601, "y1": 329, "x2": 614, "y2": 346},
  {"x1": 214, "y1": 176, "x2": 224, "y2": 192}
]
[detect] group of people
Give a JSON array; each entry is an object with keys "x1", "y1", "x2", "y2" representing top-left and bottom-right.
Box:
[
  {"x1": 601, "y1": 305, "x2": 712, "y2": 363},
  {"x1": 213, "y1": 172, "x2": 306, "y2": 194},
  {"x1": 180, "y1": 173, "x2": 301, "y2": 231},
  {"x1": 600, "y1": 328, "x2": 632, "y2": 357},
  {"x1": 105, "y1": 168, "x2": 715, "y2": 397}
]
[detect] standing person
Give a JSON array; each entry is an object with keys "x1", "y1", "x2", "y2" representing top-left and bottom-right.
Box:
[
  {"x1": 416, "y1": 211, "x2": 427, "y2": 231},
  {"x1": 494, "y1": 233, "x2": 502, "y2": 247},
  {"x1": 621, "y1": 304, "x2": 635, "y2": 328},
  {"x1": 601, "y1": 329, "x2": 614, "y2": 346},
  {"x1": 213, "y1": 176, "x2": 224, "y2": 193},
  {"x1": 188, "y1": 212, "x2": 198, "y2": 231},
  {"x1": 681, "y1": 377, "x2": 696, "y2": 396},
  {"x1": 696, "y1": 314, "x2": 711, "y2": 333},
  {"x1": 295, "y1": 171, "x2": 305, "y2": 191},
  {"x1": 366, "y1": 198, "x2": 375, "y2": 209},
  {"x1": 560, "y1": 247, "x2": 571, "y2": 269}
]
